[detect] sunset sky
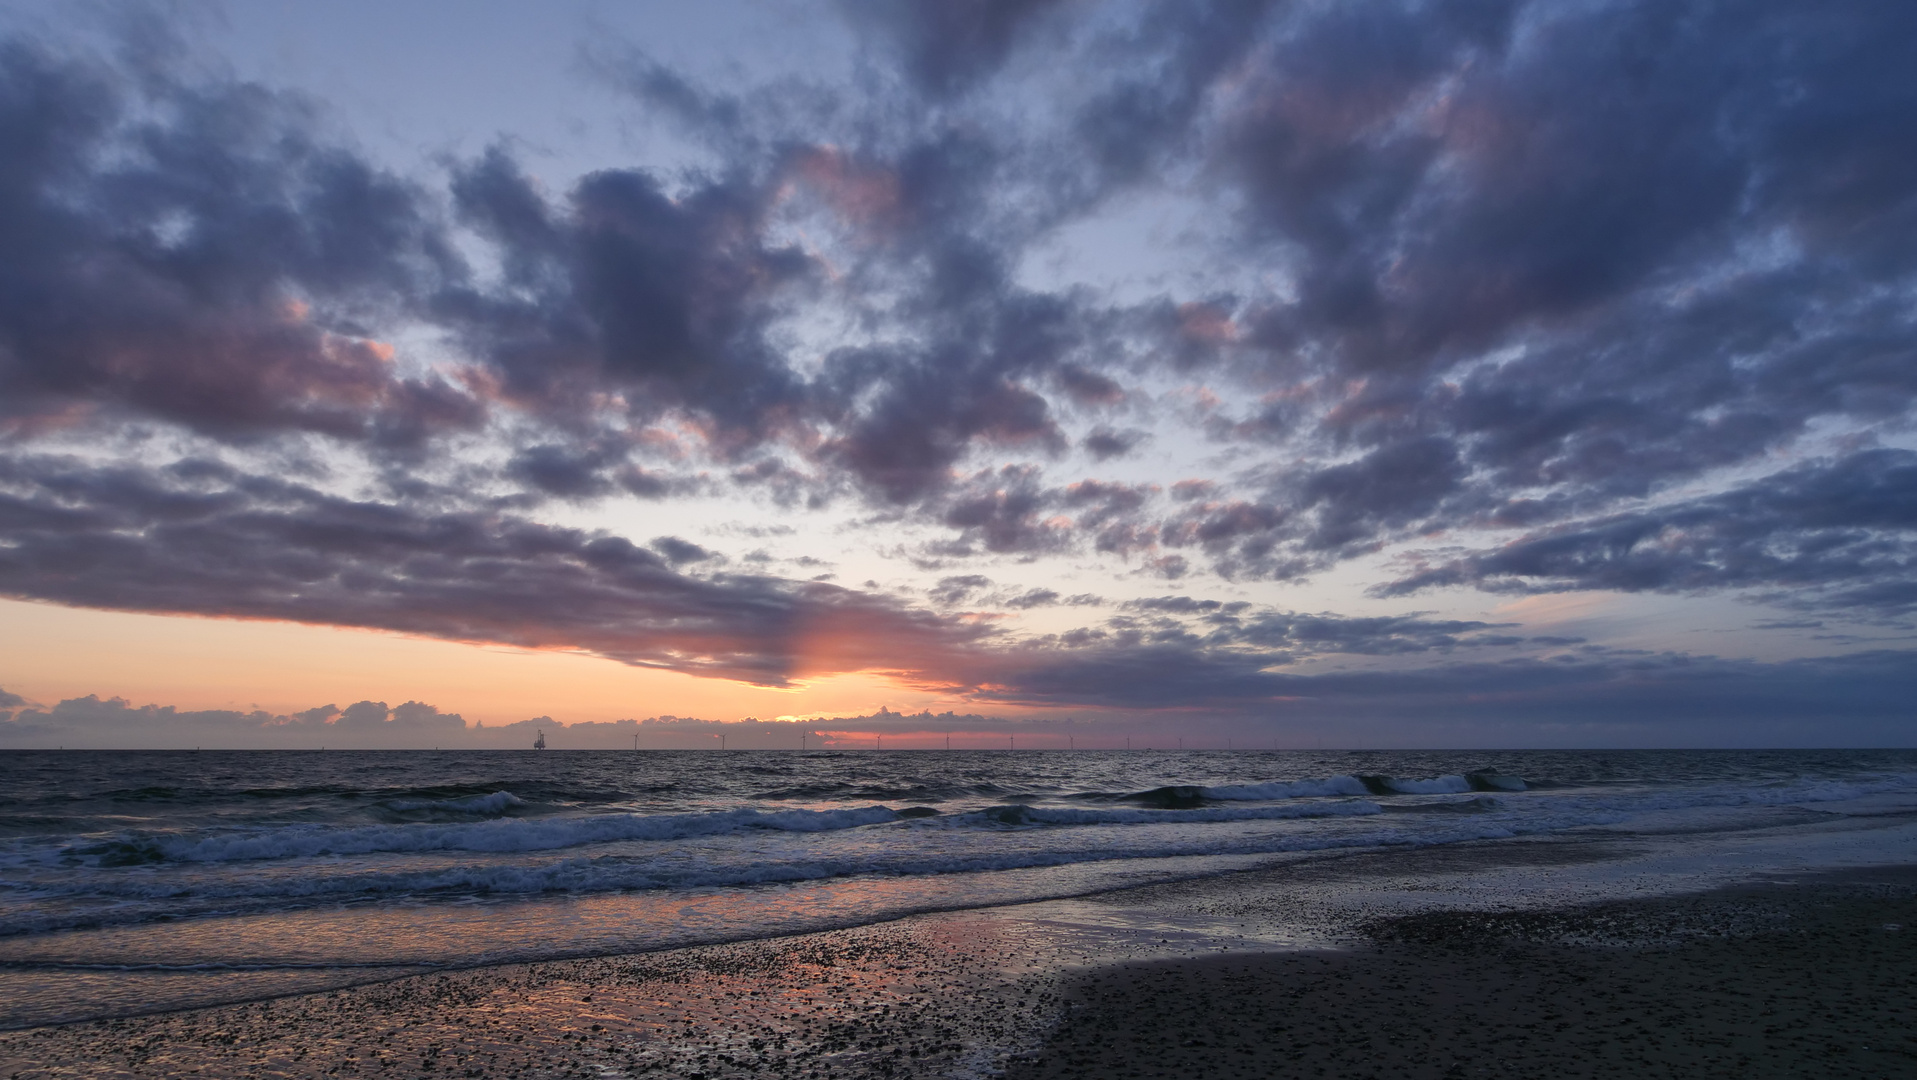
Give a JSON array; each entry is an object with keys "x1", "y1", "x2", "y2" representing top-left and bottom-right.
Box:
[{"x1": 1, "y1": 0, "x2": 1914, "y2": 748}]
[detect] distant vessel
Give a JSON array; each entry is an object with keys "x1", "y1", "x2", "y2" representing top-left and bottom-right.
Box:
[{"x1": 533, "y1": 730, "x2": 546, "y2": 750}]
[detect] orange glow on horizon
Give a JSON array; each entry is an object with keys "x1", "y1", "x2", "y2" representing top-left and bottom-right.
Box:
[{"x1": 0, "y1": 599, "x2": 964, "y2": 727}]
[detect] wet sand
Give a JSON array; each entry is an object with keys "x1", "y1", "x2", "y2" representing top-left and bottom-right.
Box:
[
  {"x1": 1008, "y1": 871, "x2": 1917, "y2": 1079},
  {"x1": 2, "y1": 849, "x2": 1913, "y2": 1079}
]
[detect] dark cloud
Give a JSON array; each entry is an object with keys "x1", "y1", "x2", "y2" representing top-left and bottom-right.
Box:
[
  {"x1": 617, "y1": 465, "x2": 693, "y2": 500},
  {"x1": 1081, "y1": 426, "x2": 1145, "y2": 460},
  {"x1": 0, "y1": 454, "x2": 988, "y2": 686},
  {"x1": 1065, "y1": 0, "x2": 1286, "y2": 188},
  {"x1": 929, "y1": 574, "x2": 993, "y2": 606},
  {"x1": 444, "y1": 146, "x2": 813, "y2": 437},
  {"x1": 939, "y1": 464, "x2": 1070, "y2": 554},
  {"x1": 0, "y1": 694, "x2": 465, "y2": 749},
  {"x1": 651, "y1": 536, "x2": 716, "y2": 566},
  {"x1": 1111, "y1": 599, "x2": 1517, "y2": 658},
  {"x1": 0, "y1": 695, "x2": 1047, "y2": 749},
  {"x1": 730, "y1": 457, "x2": 824, "y2": 509},
  {"x1": 931, "y1": 581, "x2": 1068, "y2": 610},
  {"x1": 1054, "y1": 365, "x2": 1126, "y2": 406},
  {"x1": 9, "y1": 2, "x2": 1914, "y2": 552},
  {"x1": 1378, "y1": 450, "x2": 1917, "y2": 614},
  {"x1": 903, "y1": 0, "x2": 1900, "y2": 584},
  {"x1": 1003, "y1": 588, "x2": 1061, "y2": 609},
  {"x1": 838, "y1": 0, "x2": 1070, "y2": 97},
  {"x1": 0, "y1": 35, "x2": 477, "y2": 445},
  {"x1": 925, "y1": 471, "x2": 1164, "y2": 560},
  {"x1": 1207, "y1": 610, "x2": 1522, "y2": 655},
  {"x1": 1159, "y1": 498, "x2": 1298, "y2": 578},
  {"x1": 1204, "y1": 0, "x2": 1917, "y2": 543},
  {"x1": 2, "y1": 695, "x2": 306, "y2": 748},
  {"x1": 1169, "y1": 480, "x2": 1216, "y2": 502},
  {"x1": 595, "y1": 32, "x2": 1112, "y2": 505},
  {"x1": 819, "y1": 312, "x2": 1079, "y2": 503},
  {"x1": 1060, "y1": 478, "x2": 1152, "y2": 522},
  {"x1": 1293, "y1": 437, "x2": 1467, "y2": 553},
  {"x1": 506, "y1": 443, "x2": 619, "y2": 498},
  {"x1": 1140, "y1": 553, "x2": 1190, "y2": 579},
  {"x1": 329, "y1": 700, "x2": 466, "y2": 734},
  {"x1": 1219, "y1": 0, "x2": 1838, "y2": 379},
  {"x1": 955, "y1": 638, "x2": 1917, "y2": 742},
  {"x1": 1122, "y1": 595, "x2": 1244, "y2": 616}
]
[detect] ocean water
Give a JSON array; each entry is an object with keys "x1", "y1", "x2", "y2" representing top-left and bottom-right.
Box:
[{"x1": 2, "y1": 747, "x2": 1915, "y2": 1028}]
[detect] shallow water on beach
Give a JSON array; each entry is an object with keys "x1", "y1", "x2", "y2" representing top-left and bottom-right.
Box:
[{"x1": 2, "y1": 747, "x2": 1914, "y2": 1028}]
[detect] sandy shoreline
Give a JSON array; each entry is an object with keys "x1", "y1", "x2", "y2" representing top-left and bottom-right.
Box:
[
  {"x1": 1010, "y1": 868, "x2": 1917, "y2": 1079},
  {"x1": 3, "y1": 839, "x2": 1914, "y2": 1079}
]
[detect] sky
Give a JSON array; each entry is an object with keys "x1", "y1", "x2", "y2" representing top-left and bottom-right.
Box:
[{"x1": 0, "y1": 0, "x2": 1914, "y2": 749}]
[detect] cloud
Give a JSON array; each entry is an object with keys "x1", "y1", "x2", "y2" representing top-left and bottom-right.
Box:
[
  {"x1": 929, "y1": 574, "x2": 994, "y2": 607},
  {"x1": 1200, "y1": 0, "x2": 1917, "y2": 535},
  {"x1": 0, "y1": 694, "x2": 467, "y2": 748},
  {"x1": 651, "y1": 536, "x2": 717, "y2": 566},
  {"x1": 838, "y1": 0, "x2": 1070, "y2": 97},
  {"x1": 941, "y1": 639, "x2": 1917, "y2": 743},
  {"x1": 1081, "y1": 426, "x2": 1144, "y2": 460},
  {"x1": 0, "y1": 454, "x2": 990, "y2": 686},
  {"x1": 0, "y1": 693, "x2": 1069, "y2": 750},
  {"x1": 17, "y1": 4, "x2": 1910, "y2": 562},
  {"x1": 0, "y1": 34, "x2": 477, "y2": 445},
  {"x1": 1158, "y1": 498, "x2": 1297, "y2": 577},
  {"x1": 505, "y1": 444, "x2": 622, "y2": 499},
  {"x1": 1294, "y1": 437, "x2": 1466, "y2": 552},
  {"x1": 1096, "y1": 600, "x2": 1524, "y2": 663},
  {"x1": 1210, "y1": 609, "x2": 1522, "y2": 655},
  {"x1": 939, "y1": 465, "x2": 1072, "y2": 554},
  {"x1": 444, "y1": 146, "x2": 813, "y2": 437},
  {"x1": 1003, "y1": 588, "x2": 1061, "y2": 609},
  {"x1": 1378, "y1": 449, "x2": 1917, "y2": 615},
  {"x1": 821, "y1": 335, "x2": 1077, "y2": 504},
  {"x1": 1055, "y1": 365, "x2": 1126, "y2": 406}
]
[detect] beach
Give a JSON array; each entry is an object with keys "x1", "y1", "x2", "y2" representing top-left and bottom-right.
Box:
[
  {"x1": 1011, "y1": 868, "x2": 1917, "y2": 1079},
  {"x1": 4, "y1": 827, "x2": 1914, "y2": 1079}
]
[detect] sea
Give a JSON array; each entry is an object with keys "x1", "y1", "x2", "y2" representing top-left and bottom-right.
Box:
[{"x1": 2, "y1": 747, "x2": 1915, "y2": 1029}]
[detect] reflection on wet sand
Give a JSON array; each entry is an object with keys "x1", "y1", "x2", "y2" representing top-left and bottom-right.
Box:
[{"x1": 5, "y1": 828, "x2": 1915, "y2": 1078}]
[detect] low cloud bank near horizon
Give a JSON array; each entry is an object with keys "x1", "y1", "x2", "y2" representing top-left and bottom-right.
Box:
[
  {"x1": 0, "y1": 693, "x2": 1016, "y2": 750},
  {"x1": 6, "y1": 647, "x2": 1914, "y2": 750}
]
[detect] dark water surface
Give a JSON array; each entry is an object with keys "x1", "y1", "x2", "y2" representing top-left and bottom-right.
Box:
[{"x1": 1, "y1": 748, "x2": 1913, "y2": 1027}]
